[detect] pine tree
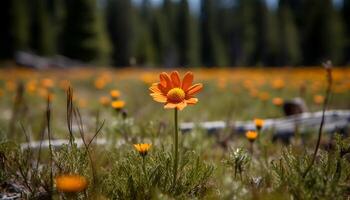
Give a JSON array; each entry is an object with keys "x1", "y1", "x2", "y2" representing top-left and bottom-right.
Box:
[
  {"x1": 61, "y1": 0, "x2": 102, "y2": 62},
  {"x1": 177, "y1": 0, "x2": 200, "y2": 66},
  {"x1": 151, "y1": 10, "x2": 171, "y2": 65},
  {"x1": 29, "y1": 0, "x2": 54, "y2": 55},
  {"x1": 234, "y1": 0, "x2": 256, "y2": 66},
  {"x1": 200, "y1": 0, "x2": 228, "y2": 66},
  {"x1": 161, "y1": 0, "x2": 178, "y2": 67},
  {"x1": 0, "y1": 0, "x2": 29, "y2": 59},
  {"x1": 107, "y1": 0, "x2": 135, "y2": 66},
  {"x1": 302, "y1": 0, "x2": 345, "y2": 65},
  {"x1": 277, "y1": 0, "x2": 301, "y2": 65},
  {"x1": 343, "y1": 0, "x2": 350, "y2": 63},
  {"x1": 253, "y1": 0, "x2": 279, "y2": 66}
]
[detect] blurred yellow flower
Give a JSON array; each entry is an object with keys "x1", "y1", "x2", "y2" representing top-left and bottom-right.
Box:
[
  {"x1": 245, "y1": 131, "x2": 258, "y2": 142},
  {"x1": 59, "y1": 80, "x2": 71, "y2": 91},
  {"x1": 5, "y1": 80, "x2": 16, "y2": 92},
  {"x1": 313, "y1": 95, "x2": 324, "y2": 105},
  {"x1": 94, "y1": 78, "x2": 106, "y2": 90},
  {"x1": 272, "y1": 97, "x2": 284, "y2": 106},
  {"x1": 55, "y1": 174, "x2": 88, "y2": 193},
  {"x1": 254, "y1": 118, "x2": 264, "y2": 131},
  {"x1": 78, "y1": 98, "x2": 87, "y2": 108},
  {"x1": 134, "y1": 143, "x2": 152, "y2": 157},
  {"x1": 99, "y1": 96, "x2": 111, "y2": 107},
  {"x1": 110, "y1": 90, "x2": 121, "y2": 99},
  {"x1": 111, "y1": 100, "x2": 125, "y2": 110},
  {"x1": 259, "y1": 92, "x2": 270, "y2": 101},
  {"x1": 41, "y1": 78, "x2": 54, "y2": 89},
  {"x1": 272, "y1": 79, "x2": 285, "y2": 90},
  {"x1": 26, "y1": 80, "x2": 37, "y2": 94}
]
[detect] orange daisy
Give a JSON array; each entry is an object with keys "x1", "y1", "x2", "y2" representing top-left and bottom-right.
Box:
[
  {"x1": 55, "y1": 174, "x2": 88, "y2": 193},
  {"x1": 149, "y1": 71, "x2": 202, "y2": 111}
]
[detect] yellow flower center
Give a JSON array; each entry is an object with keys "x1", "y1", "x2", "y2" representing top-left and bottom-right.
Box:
[{"x1": 167, "y1": 88, "x2": 185, "y2": 103}]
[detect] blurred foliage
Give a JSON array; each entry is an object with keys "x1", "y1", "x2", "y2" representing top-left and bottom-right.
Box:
[{"x1": 1, "y1": 0, "x2": 350, "y2": 66}]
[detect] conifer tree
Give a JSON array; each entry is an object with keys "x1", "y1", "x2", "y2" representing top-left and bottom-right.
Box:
[
  {"x1": 277, "y1": 0, "x2": 301, "y2": 65},
  {"x1": 177, "y1": 0, "x2": 200, "y2": 66},
  {"x1": 343, "y1": 0, "x2": 350, "y2": 63},
  {"x1": 61, "y1": 0, "x2": 102, "y2": 62},
  {"x1": 302, "y1": 0, "x2": 345, "y2": 65},
  {"x1": 107, "y1": 0, "x2": 135, "y2": 66},
  {"x1": 234, "y1": 0, "x2": 256, "y2": 66},
  {"x1": 0, "y1": 0, "x2": 29, "y2": 59},
  {"x1": 29, "y1": 0, "x2": 54, "y2": 55},
  {"x1": 200, "y1": 0, "x2": 228, "y2": 66}
]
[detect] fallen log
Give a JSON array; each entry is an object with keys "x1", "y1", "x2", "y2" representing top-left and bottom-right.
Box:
[
  {"x1": 180, "y1": 110, "x2": 350, "y2": 135},
  {"x1": 20, "y1": 110, "x2": 350, "y2": 149}
]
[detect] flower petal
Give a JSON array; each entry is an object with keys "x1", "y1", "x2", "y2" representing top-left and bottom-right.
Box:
[
  {"x1": 176, "y1": 101, "x2": 187, "y2": 110},
  {"x1": 185, "y1": 98, "x2": 198, "y2": 105},
  {"x1": 186, "y1": 83, "x2": 203, "y2": 96},
  {"x1": 149, "y1": 83, "x2": 161, "y2": 93},
  {"x1": 157, "y1": 83, "x2": 169, "y2": 94},
  {"x1": 151, "y1": 93, "x2": 167, "y2": 103},
  {"x1": 170, "y1": 71, "x2": 181, "y2": 87},
  {"x1": 182, "y1": 72, "x2": 193, "y2": 91},
  {"x1": 160, "y1": 72, "x2": 172, "y2": 89},
  {"x1": 164, "y1": 102, "x2": 177, "y2": 109}
]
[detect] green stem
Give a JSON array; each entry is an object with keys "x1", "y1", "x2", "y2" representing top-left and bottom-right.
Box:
[
  {"x1": 249, "y1": 141, "x2": 254, "y2": 155},
  {"x1": 173, "y1": 108, "x2": 179, "y2": 187},
  {"x1": 142, "y1": 156, "x2": 147, "y2": 178}
]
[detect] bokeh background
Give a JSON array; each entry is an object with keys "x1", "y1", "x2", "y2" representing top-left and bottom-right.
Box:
[{"x1": 1, "y1": 0, "x2": 350, "y2": 68}]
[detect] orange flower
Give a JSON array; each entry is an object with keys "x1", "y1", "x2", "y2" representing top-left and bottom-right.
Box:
[
  {"x1": 313, "y1": 95, "x2": 324, "y2": 105},
  {"x1": 149, "y1": 71, "x2": 203, "y2": 110},
  {"x1": 99, "y1": 96, "x2": 111, "y2": 107},
  {"x1": 55, "y1": 174, "x2": 88, "y2": 193},
  {"x1": 111, "y1": 100, "x2": 125, "y2": 110},
  {"x1": 245, "y1": 131, "x2": 258, "y2": 142},
  {"x1": 254, "y1": 118, "x2": 264, "y2": 131},
  {"x1": 134, "y1": 143, "x2": 152, "y2": 157},
  {"x1": 41, "y1": 78, "x2": 54, "y2": 89},
  {"x1": 110, "y1": 89, "x2": 121, "y2": 99},
  {"x1": 272, "y1": 97, "x2": 284, "y2": 106}
]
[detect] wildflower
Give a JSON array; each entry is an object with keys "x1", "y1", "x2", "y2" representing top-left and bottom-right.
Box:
[
  {"x1": 110, "y1": 90, "x2": 121, "y2": 99},
  {"x1": 134, "y1": 143, "x2": 152, "y2": 157},
  {"x1": 149, "y1": 71, "x2": 203, "y2": 111},
  {"x1": 78, "y1": 98, "x2": 87, "y2": 108},
  {"x1": 99, "y1": 96, "x2": 111, "y2": 107},
  {"x1": 313, "y1": 95, "x2": 324, "y2": 105},
  {"x1": 140, "y1": 73, "x2": 156, "y2": 84},
  {"x1": 111, "y1": 100, "x2": 125, "y2": 110},
  {"x1": 26, "y1": 80, "x2": 37, "y2": 94},
  {"x1": 41, "y1": 78, "x2": 54, "y2": 89},
  {"x1": 245, "y1": 130, "x2": 258, "y2": 143},
  {"x1": 272, "y1": 79, "x2": 285, "y2": 90},
  {"x1": 0, "y1": 89, "x2": 3, "y2": 97},
  {"x1": 259, "y1": 92, "x2": 270, "y2": 101},
  {"x1": 254, "y1": 118, "x2": 264, "y2": 131},
  {"x1": 94, "y1": 78, "x2": 106, "y2": 90},
  {"x1": 55, "y1": 174, "x2": 88, "y2": 193},
  {"x1": 5, "y1": 80, "x2": 16, "y2": 92},
  {"x1": 59, "y1": 80, "x2": 71, "y2": 91},
  {"x1": 272, "y1": 97, "x2": 284, "y2": 106}
]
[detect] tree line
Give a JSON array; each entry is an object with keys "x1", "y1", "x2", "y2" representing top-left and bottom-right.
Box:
[{"x1": 1, "y1": 0, "x2": 349, "y2": 67}]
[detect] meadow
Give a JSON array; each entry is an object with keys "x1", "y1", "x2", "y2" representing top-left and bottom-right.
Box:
[{"x1": 0, "y1": 67, "x2": 350, "y2": 199}]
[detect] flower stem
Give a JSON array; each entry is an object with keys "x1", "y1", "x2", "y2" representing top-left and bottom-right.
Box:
[
  {"x1": 173, "y1": 108, "x2": 179, "y2": 187},
  {"x1": 142, "y1": 156, "x2": 147, "y2": 178},
  {"x1": 302, "y1": 62, "x2": 332, "y2": 178}
]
